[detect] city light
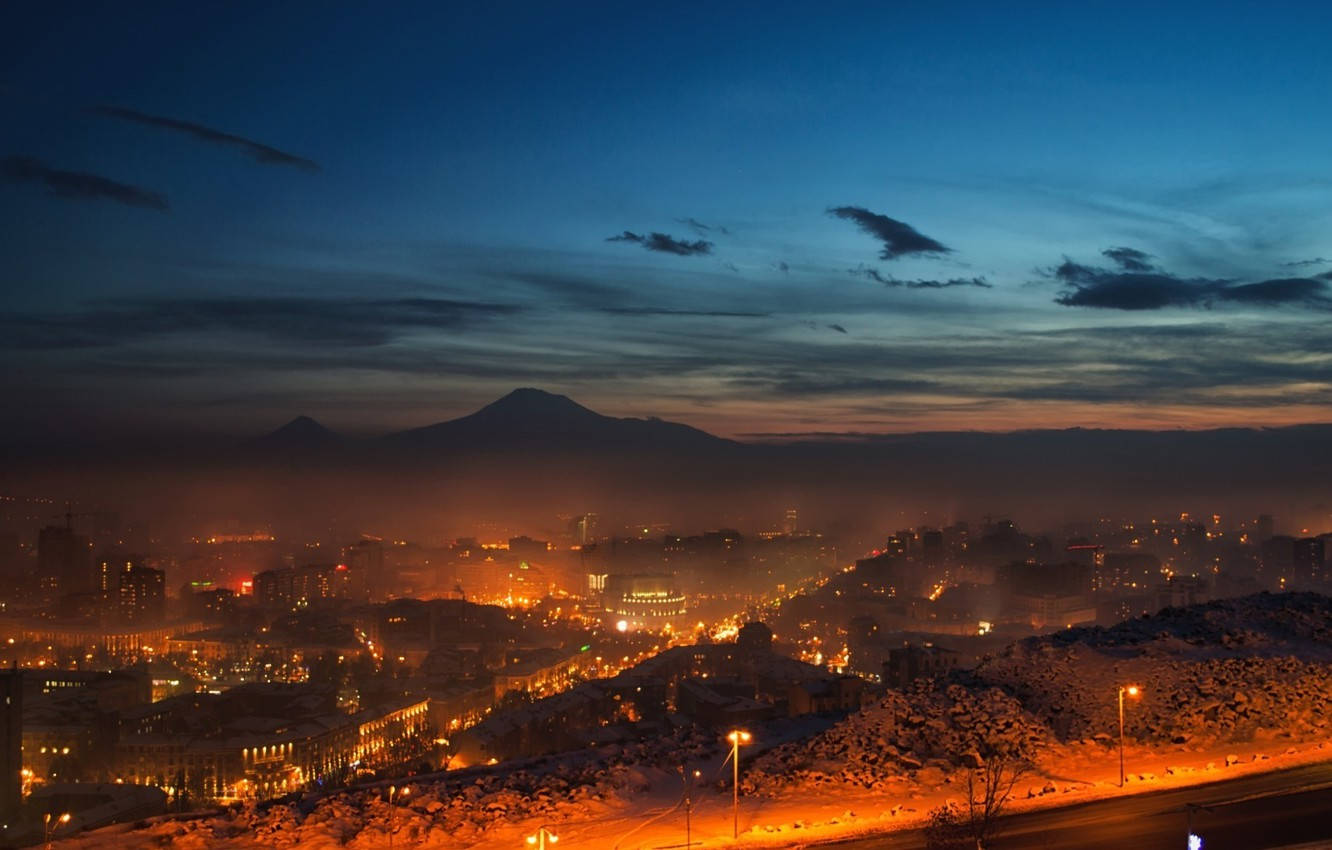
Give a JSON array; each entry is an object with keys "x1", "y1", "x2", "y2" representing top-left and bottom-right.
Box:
[
  {"x1": 1118, "y1": 685, "x2": 1143, "y2": 787},
  {"x1": 726, "y1": 729, "x2": 752, "y2": 839}
]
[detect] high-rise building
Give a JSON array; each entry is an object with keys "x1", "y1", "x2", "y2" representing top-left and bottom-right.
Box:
[
  {"x1": 342, "y1": 538, "x2": 386, "y2": 600},
  {"x1": 38, "y1": 524, "x2": 92, "y2": 601},
  {"x1": 254, "y1": 563, "x2": 367, "y2": 609},
  {"x1": 1293, "y1": 537, "x2": 1325, "y2": 586},
  {"x1": 118, "y1": 565, "x2": 166, "y2": 624},
  {"x1": 782, "y1": 508, "x2": 798, "y2": 535},
  {"x1": 0, "y1": 668, "x2": 20, "y2": 829}
]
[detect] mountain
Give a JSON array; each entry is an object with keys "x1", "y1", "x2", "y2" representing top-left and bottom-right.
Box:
[
  {"x1": 379, "y1": 388, "x2": 737, "y2": 454},
  {"x1": 247, "y1": 415, "x2": 343, "y2": 452}
]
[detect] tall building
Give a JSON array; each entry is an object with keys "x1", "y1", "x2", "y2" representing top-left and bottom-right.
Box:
[
  {"x1": 782, "y1": 508, "x2": 798, "y2": 535},
  {"x1": 0, "y1": 668, "x2": 19, "y2": 829},
  {"x1": 118, "y1": 565, "x2": 166, "y2": 624},
  {"x1": 342, "y1": 538, "x2": 386, "y2": 601},
  {"x1": 569, "y1": 513, "x2": 598, "y2": 546},
  {"x1": 1293, "y1": 537, "x2": 1325, "y2": 586},
  {"x1": 254, "y1": 563, "x2": 368, "y2": 609},
  {"x1": 38, "y1": 524, "x2": 92, "y2": 601}
]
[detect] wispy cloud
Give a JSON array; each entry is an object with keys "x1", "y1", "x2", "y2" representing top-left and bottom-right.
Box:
[
  {"x1": 850, "y1": 266, "x2": 991, "y2": 288},
  {"x1": 600, "y1": 307, "x2": 769, "y2": 318},
  {"x1": 675, "y1": 216, "x2": 730, "y2": 236},
  {"x1": 827, "y1": 205, "x2": 950, "y2": 259},
  {"x1": 0, "y1": 296, "x2": 519, "y2": 349},
  {"x1": 1101, "y1": 246, "x2": 1155, "y2": 272},
  {"x1": 606, "y1": 230, "x2": 713, "y2": 256},
  {"x1": 91, "y1": 106, "x2": 320, "y2": 171},
  {"x1": 1, "y1": 155, "x2": 168, "y2": 210}
]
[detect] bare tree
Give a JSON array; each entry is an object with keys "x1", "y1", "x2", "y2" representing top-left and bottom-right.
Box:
[
  {"x1": 925, "y1": 744, "x2": 1032, "y2": 850},
  {"x1": 962, "y1": 745, "x2": 1031, "y2": 849}
]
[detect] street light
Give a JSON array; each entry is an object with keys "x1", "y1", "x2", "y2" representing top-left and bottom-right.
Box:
[
  {"x1": 726, "y1": 729, "x2": 752, "y2": 839},
  {"x1": 387, "y1": 785, "x2": 410, "y2": 850},
  {"x1": 525, "y1": 826, "x2": 558, "y2": 849},
  {"x1": 1118, "y1": 685, "x2": 1141, "y2": 787},
  {"x1": 680, "y1": 766, "x2": 701, "y2": 850},
  {"x1": 43, "y1": 813, "x2": 71, "y2": 850}
]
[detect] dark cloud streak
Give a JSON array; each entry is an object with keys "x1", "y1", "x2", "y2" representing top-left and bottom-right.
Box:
[
  {"x1": 1, "y1": 155, "x2": 168, "y2": 210},
  {"x1": 606, "y1": 230, "x2": 713, "y2": 256},
  {"x1": 91, "y1": 106, "x2": 320, "y2": 172},
  {"x1": 827, "y1": 205, "x2": 950, "y2": 259},
  {"x1": 0, "y1": 297, "x2": 520, "y2": 350},
  {"x1": 1052, "y1": 256, "x2": 1332, "y2": 310},
  {"x1": 849, "y1": 266, "x2": 991, "y2": 289},
  {"x1": 1101, "y1": 246, "x2": 1155, "y2": 272}
]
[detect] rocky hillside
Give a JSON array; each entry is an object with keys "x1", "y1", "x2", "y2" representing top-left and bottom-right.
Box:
[{"x1": 747, "y1": 592, "x2": 1332, "y2": 794}]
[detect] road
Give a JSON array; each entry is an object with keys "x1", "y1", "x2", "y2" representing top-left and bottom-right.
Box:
[{"x1": 821, "y1": 762, "x2": 1332, "y2": 850}]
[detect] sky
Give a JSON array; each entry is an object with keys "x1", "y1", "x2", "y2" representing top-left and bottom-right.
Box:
[{"x1": 2, "y1": 0, "x2": 1331, "y2": 439}]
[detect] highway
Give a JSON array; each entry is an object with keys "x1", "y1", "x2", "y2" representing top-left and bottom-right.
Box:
[{"x1": 821, "y1": 762, "x2": 1332, "y2": 850}]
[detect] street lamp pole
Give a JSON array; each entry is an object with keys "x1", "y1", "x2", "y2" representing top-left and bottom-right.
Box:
[
  {"x1": 1117, "y1": 685, "x2": 1141, "y2": 787},
  {"x1": 43, "y1": 813, "x2": 70, "y2": 850},
  {"x1": 387, "y1": 784, "x2": 409, "y2": 850},
  {"x1": 525, "y1": 826, "x2": 559, "y2": 849},
  {"x1": 726, "y1": 730, "x2": 751, "y2": 840},
  {"x1": 681, "y1": 766, "x2": 700, "y2": 850}
]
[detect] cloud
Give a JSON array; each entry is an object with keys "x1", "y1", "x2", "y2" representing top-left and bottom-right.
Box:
[
  {"x1": 91, "y1": 106, "x2": 320, "y2": 171},
  {"x1": 675, "y1": 217, "x2": 729, "y2": 236},
  {"x1": 850, "y1": 266, "x2": 991, "y2": 289},
  {"x1": 1051, "y1": 256, "x2": 1332, "y2": 310},
  {"x1": 600, "y1": 307, "x2": 769, "y2": 318},
  {"x1": 828, "y1": 323, "x2": 848, "y2": 334},
  {"x1": 1281, "y1": 257, "x2": 1330, "y2": 268},
  {"x1": 827, "y1": 205, "x2": 950, "y2": 259},
  {"x1": 0, "y1": 296, "x2": 520, "y2": 350},
  {"x1": 605, "y1": 230, "x2": 713, "y2": 256},
  {"x1": 1101, "y1": 246, "x2": 1155, "y2": 272},
  {"x1": 1, "y1": 155, "x2": 168, "y2": 210},
  {"x1": 774, "y1": 261, "x2": 790, "y2": 274}
]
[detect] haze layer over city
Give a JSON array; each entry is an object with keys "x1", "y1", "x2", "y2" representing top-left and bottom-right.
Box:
[{"x1": 2, "y1": 3, "x2": 1331, "y2": 849}]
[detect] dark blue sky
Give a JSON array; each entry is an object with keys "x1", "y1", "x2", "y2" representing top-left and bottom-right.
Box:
[{"x1": 3, "y1": 1, "x2": 1331, "y2": 437}]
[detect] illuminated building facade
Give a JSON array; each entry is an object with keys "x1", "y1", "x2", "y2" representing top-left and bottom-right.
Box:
[{"x1": 603, "y1": 574, "x2": 686, "y2": 628}]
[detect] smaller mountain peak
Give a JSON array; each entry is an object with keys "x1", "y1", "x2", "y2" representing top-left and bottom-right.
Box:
[{"x1": 256, "y1": 415, "x2": 340, "y2": 446}]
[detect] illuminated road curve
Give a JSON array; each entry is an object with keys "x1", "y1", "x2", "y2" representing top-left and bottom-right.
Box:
[{"x1": 820, "y1": 762, "x2": 1332, "y2": 850}]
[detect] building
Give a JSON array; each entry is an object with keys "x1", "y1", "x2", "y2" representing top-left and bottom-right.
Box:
[
  {"x1": 883, "y1": 643, "x2": 961, "y2": 690},
  {"x1": 117, "y1": 566, "x2": 166, "y2": 625},
  {"x1": 115, "y1": 684, "x2": 429, "y2": 801},
  {"x1": 253, "y1": 563, "x2": 368, "y2": 609},
  {"x1": 1293, "y1": 537, "x2": 1325, "y2": 586},
  {"x1": 788, "y1": 676, "x2": 866, "y2": 716},
  {"x1": 491, "y1": 648, "x2": 582, "y2": 702},
  {"x1": 341, "y1": 538, "x2": 386, "y2": 601},
  {"x1": 0, "y1": 669, "x2": 20, "y2": 829},
  {"x1": 39, "y1": 525, "x2": 92, "y2": 602},
  {"x1": 603, "y1": 574, "x2": 686, "y2": 628},
  {"x1": 9, "y1": 621, "x2": 205, "y2": 659}
]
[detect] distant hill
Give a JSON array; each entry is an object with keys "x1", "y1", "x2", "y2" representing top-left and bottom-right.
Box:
[{"x1": 246, "y1": 415, "x2": 343, "y2": 453}]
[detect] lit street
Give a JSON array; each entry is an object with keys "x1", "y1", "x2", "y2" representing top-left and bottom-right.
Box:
[{"x1": 824, "y1": 762, "x2": 1332, "y2": 850}]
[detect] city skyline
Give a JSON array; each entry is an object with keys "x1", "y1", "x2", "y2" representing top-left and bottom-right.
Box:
[{"x1": 4, "y1": 2, "x2": 1332, "y2": 438}]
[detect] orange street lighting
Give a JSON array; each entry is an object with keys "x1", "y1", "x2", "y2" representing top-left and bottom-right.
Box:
[
  {"x1": 1118, "y1": 685, "x2": 1143, "y2": 787},
  {"x1": 387, "y1": 785, "x2": 410, "y2": 850},
  {"x1": 726, "y1": 730, "x2": 753, "y2": 838},
  {"x1": 44, "y1": 813, "x2": 71, "y2": 850},
  {"x1": 681, "y1": 766, "x2": 702, "y2": 849},
  {"x1": 525, "y1": 826, "x2": 559, "y2": 848}
]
